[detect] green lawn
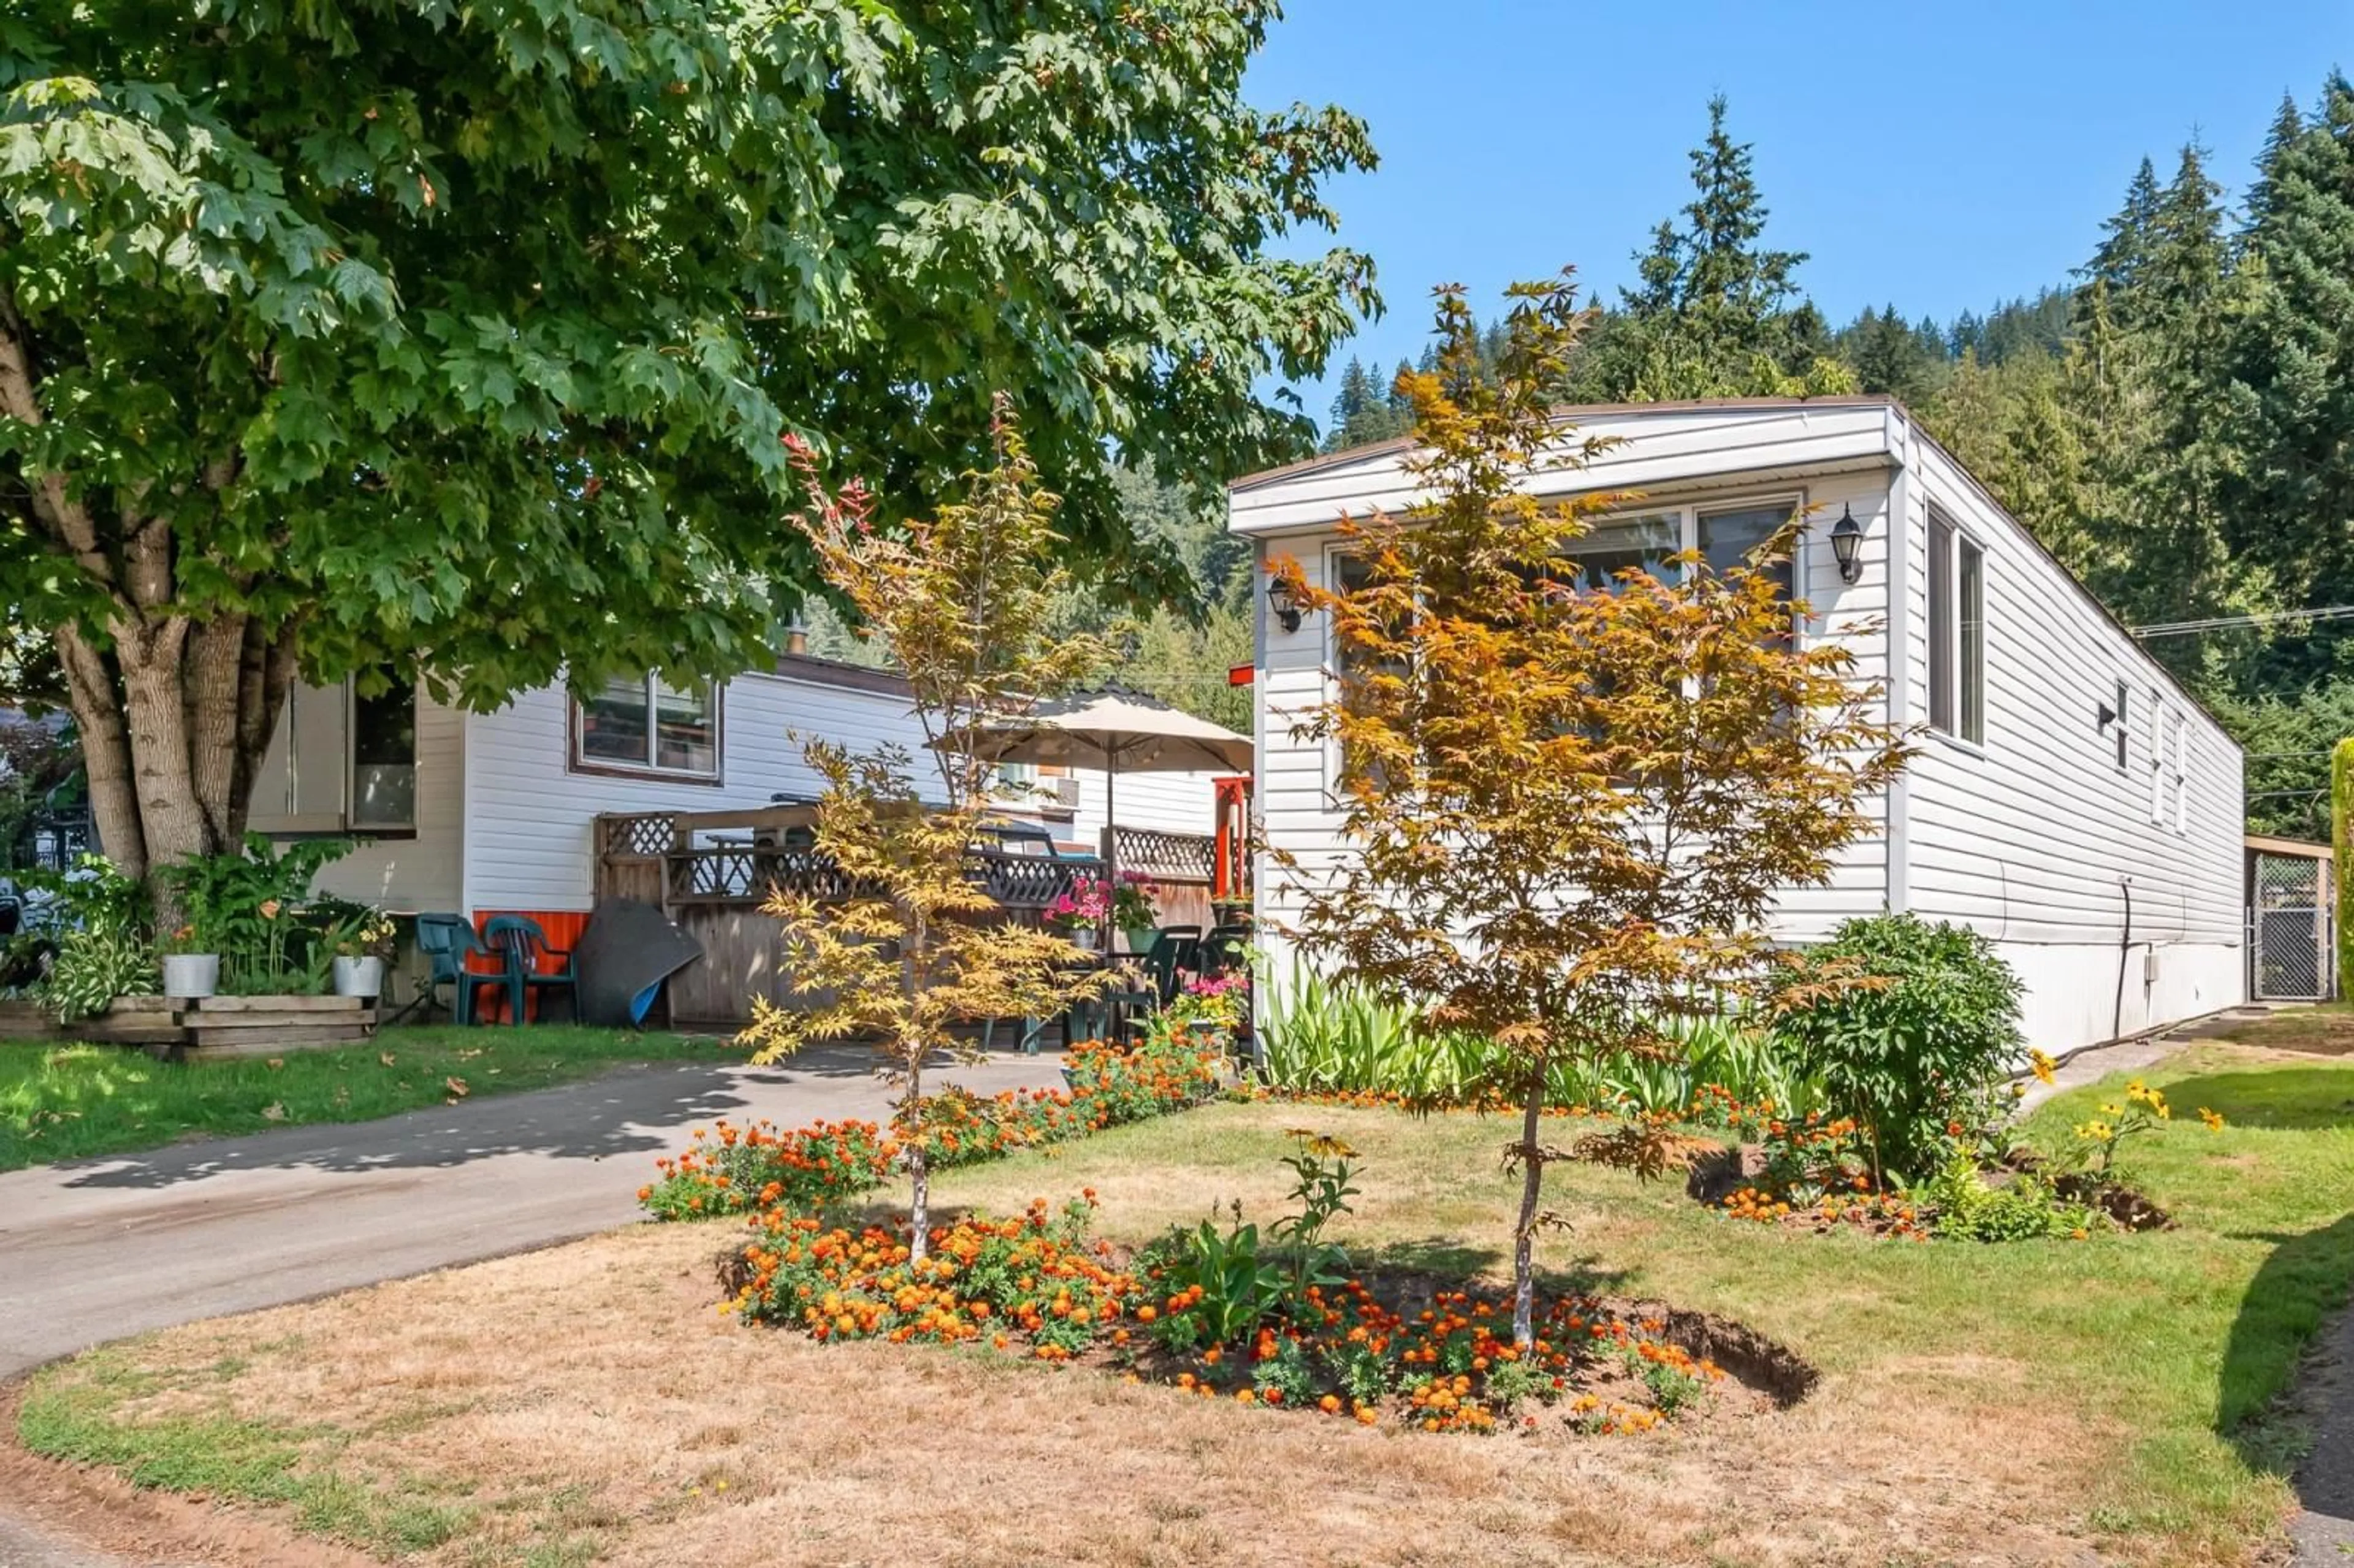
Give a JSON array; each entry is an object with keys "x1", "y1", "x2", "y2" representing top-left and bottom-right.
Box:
[
  {"x1": 928, "y1": 1041, "x2": 2354, "y2": 1563},
  {"x1": 0, "y1": 1025, "x2": 744, "y2": 1171}
]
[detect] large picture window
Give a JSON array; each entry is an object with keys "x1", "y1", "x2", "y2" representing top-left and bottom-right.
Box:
[
  {"x1": 1569, "y1": 498, "x2": 1800, "y2": 607},
  {"x1": 574, "y1": 673, "x2": 720, "y2": 780}
]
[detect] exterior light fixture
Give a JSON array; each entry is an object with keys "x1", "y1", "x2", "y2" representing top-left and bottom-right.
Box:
[
  {"x1": 1829, "y1": 504, "x2": 1865, "y2": 584},
  {"x1": 1267, "y1": 577, "x2": 1303, "y2": 634}
]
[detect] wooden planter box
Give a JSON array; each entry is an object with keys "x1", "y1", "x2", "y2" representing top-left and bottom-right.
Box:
[
  {"x1": 0, "y1": 995, "x2": 183, "y2": 1046},
  {"x1": 172, "y1": 994, "x2": 376, "y2": 1059}
]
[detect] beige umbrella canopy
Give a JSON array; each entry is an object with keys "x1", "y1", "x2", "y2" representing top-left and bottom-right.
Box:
[{"x1": 934, "y1": 689, "x2": 1254, "y2": 885}]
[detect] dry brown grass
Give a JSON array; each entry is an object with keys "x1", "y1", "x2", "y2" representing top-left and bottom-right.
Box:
[
  {"x1": 17, "y1": 1218, "x2": 2101, "y2": 1568},
  {"x1": 9, "y1": 1094, "x2": 2195, "y2": 1567},
  {"x1": 2218, "y1": 1004, "x2": 2354, "y2": 1057}
]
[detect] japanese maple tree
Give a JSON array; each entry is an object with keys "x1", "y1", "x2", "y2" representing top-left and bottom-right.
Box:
[
  {"x1": 1279, "y1": 275, "x2": 1911, "y2": 1345},
  {"x1": 740, "y1": 403, "x2": 1113, "y2": 1258}
]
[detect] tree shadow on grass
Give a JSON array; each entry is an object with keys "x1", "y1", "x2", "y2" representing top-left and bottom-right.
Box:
[
  {"x1": 1364, "y1": 1235, "x2": 1629, "y2": 1298},
  {"x1": 2162, "y1": 1068, "x2": 2354, "y2": 1132},
  {"x1": 2219, "y1": 1212, "x2": 2354, "y2": 1528}
]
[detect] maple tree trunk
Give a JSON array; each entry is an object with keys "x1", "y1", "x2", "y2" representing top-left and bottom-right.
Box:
[
  {"x1": 53, "y1": 603, "x2": 296, "y2": 921},
  {"x1": 902, "y1": 1040, "x2": 931, "y2": 1261},
  {"x1": 1510, "y1": 1073, "x2": 1545, "y2": 1349}
]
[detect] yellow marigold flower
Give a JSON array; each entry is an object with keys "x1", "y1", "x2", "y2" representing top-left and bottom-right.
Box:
[{"x1": 2199, "y1": 1107, "x2": 2226, "y2": 1132}]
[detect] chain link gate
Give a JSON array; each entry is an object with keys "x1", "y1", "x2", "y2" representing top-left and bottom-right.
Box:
[{"x1": 2251, "y1": 851, "x2": 2333, "y2": 1000}]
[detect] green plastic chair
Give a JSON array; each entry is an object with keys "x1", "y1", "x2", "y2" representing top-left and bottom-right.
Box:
[
  {"x1": 1141, "y1": 926, "x2": 1202, "y2": 1006},
  {"x1": 415, "y1": 913, "x2": 507, "y2": 1026},
  {"x1": 482, "y1": 915, "x2": 579, "y2": 1026}
]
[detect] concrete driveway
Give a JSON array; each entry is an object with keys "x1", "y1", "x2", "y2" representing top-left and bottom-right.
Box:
[{"x1": 0, "y1": 1044, "x2": 1066, "y2": 1380}]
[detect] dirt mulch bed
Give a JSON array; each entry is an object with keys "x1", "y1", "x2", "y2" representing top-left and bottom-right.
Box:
[{"x1": 1685, "y1": 1146, "x2": 2172, "y2": 1238}]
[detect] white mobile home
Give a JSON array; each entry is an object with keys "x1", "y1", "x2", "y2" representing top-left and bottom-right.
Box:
[
  {"x1": 1234, "y1": 397, "x2": 2245, "y2": 1054},
  {"x1": 246, "y1": 652, "x2": 1219, "y2": 929}
]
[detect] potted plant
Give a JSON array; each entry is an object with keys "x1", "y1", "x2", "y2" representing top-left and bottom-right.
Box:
[
  {"x1": 1112, "y1": 870, "x2": 1159, "y2": 953},
  {"x1": 1045, "y1": 875, "x2": 1111, "y2": 951},
  {"x1": 159, "y1": 923, "x2": 219, "y2": 1000},
  {"x1": 327, "y1": 909, "x2": 395, "y2": 999}
]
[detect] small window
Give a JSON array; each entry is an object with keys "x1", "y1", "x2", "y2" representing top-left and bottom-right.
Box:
[
  {"x1": 1329, "y1": 552, "x2": 1411, "y2": 793},
  {"x1": 1927, "y1": 510, "x2": 1984, "y2": 744},
  {"x1": 2113, "y1": 680, "x2": 2129, "y2": 772},
  {"x1": 2146, "y1": 693, "x2": 2165, "y2": 826},
  {"x1": 350, "y1": 686, "x2": 416, "y2": 831},
  {"x1": 575, "y1": 673, "x2": 720, "y2": 779},
  {"x1": 1928, "y1": 512, "x2": 1955, "y2": 734},
  {"x1": 2168, "y1": 714, "x2": 2188, "y2": 833},
  {"x1": 1957, "y1": 535, "x2": 1984, "y2": 745}
]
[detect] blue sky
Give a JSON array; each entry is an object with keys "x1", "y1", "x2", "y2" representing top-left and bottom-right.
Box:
[{"x1": 1249, "y1": 0, "x2": 2353, "y2": 416}]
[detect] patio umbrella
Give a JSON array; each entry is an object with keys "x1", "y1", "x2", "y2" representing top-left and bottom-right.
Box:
[{"x1": 932, "y1": 689, "x2": 1254, "y2": 887}]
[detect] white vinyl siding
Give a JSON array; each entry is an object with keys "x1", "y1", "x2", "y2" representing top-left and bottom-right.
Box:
[
  {"x1": 1899, "y1": 437, "x2": 2242, "y2": 1045},
  {"x1": 461, "y1": 669, "x2": 1219, "y2": 914}
]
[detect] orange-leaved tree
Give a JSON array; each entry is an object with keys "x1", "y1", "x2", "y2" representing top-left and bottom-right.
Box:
[
  {"x1": 740, "y1": 399, "x2": 1115, "y2": 1258},
  {"x1": 1277, "y1": 274, "x2": 1911, "y2": 1345}
]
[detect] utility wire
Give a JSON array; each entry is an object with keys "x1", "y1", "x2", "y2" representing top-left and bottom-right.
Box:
[{"x1": 2131, "y1": 604, "x2": 2354, "y2": 639}]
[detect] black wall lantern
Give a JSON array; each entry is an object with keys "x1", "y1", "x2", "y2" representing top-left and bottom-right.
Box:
[
  {"x1": 1829, "y1": 504, "x2": 1865, "y2": 584},
  {"x1": 1267, "y1": 577, "x2": 1304, "y2": 634}
]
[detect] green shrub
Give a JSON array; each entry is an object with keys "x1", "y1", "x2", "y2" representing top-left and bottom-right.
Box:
[
  {"x1": 1921, "y1": 1156, "x2": 2090, "y2": 1243},
  {"x1": 22, "y1": 858, "x2": 156, "y2": 1022},
  {"x1": 1765, "y1": 913, "x2": 2025, "y2": 1184}
]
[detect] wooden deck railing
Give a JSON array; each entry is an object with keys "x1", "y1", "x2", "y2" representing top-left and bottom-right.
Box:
[{"x1": 593, "y1": 807, "x2": 1217, "y2": 1025}]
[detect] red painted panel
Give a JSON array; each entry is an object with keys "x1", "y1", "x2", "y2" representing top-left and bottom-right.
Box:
[{"x1": 467, "y1": 910, "x2": 589, "y2": 1022}]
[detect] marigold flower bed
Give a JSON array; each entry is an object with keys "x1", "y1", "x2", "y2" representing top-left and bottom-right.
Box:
[
  {"x1": 715, "y1": 1193, "x2": 1800, "y2": 1437},
  {"x1": 639, "y1": 1032, "x2": 1224, "y2": 1222}
]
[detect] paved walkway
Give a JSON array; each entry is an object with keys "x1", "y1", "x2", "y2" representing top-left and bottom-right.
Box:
[{"x1": 0, "y1": 1045, "x2": 1065, "y2": 1380}]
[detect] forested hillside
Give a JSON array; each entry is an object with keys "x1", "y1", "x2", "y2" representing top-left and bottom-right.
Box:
[{"x1": 1320, "y1": 83, "x2": 2354, "y2": 838}]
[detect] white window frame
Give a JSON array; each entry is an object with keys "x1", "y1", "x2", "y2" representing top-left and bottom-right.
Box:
[
  {"x1": 2146, "y1": 691, "x2": 2166, "y2": 827},
  {"x1": 570, "y1": 672, "x2": 722, "y2": 783},
  {"x1": 2168, "y1": 712, "x2": 2188, "y2": 834},
  {"x1": 1575, "y1": 491, "x2": 1810, "y2": 603},
  {"x1": 1318, "y1": 491, "x2": 1808, "y2": 794},
  {"x1": 1927, "y1": 506, "x2": 1986, "y2": 748},
  {"x1": 249, "y1": 679, "x2": 417, "y2": 837}
]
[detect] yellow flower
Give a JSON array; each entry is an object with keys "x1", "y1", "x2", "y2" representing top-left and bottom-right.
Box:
[
  {"x1": 1306, "y1": 1135, "x2": 1358, "y2": 1158},
  {"x1": 2074, "y1": 1121, "x2": 2114, "y2": 1143},
  {"x1": 2099, "y1": 1103, "x2": 2124, "y2": 1118},
  {"x1": 2028, "y1": 1049, "x2": 2058, "y2": 1086},
  {"x1": 2198, "y1": 1107, "x2": 2226, "y2": 1132}
]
